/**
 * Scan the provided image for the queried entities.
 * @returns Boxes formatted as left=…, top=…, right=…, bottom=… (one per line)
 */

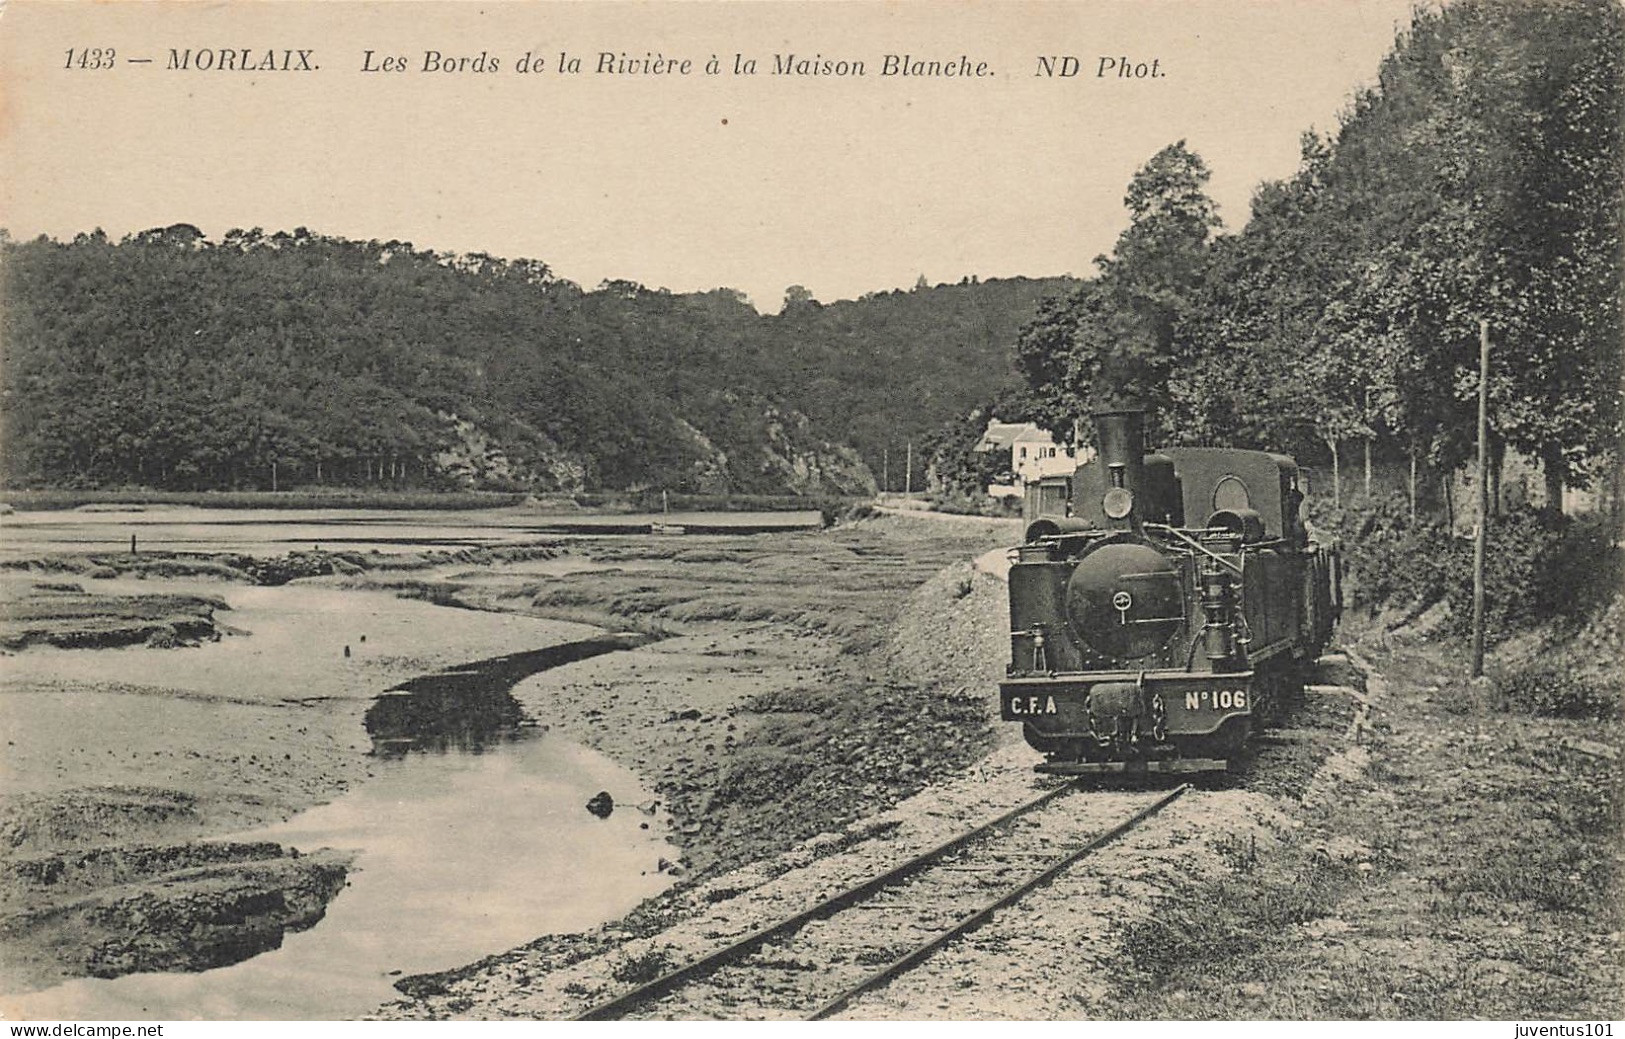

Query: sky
left=0, top=0, right=1423, bottom=310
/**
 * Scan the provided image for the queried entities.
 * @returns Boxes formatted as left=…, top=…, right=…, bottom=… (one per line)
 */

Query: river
left=6, top=733, right=677, bottom=1020
left=0, top=505, right=824, bottom=559
left=0, top=551, right=686, bottom=1019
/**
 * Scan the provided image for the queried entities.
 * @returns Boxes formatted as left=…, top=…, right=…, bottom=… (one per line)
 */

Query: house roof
left=979, top=422, right=1030, bottom=448
left=978, top=420, right=1062, bottom=449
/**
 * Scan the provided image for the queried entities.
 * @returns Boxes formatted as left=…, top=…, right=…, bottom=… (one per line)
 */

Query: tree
left=781, top=284, right=818, bottom=315
left=1162, top=0, right=1621, bottom=521
left=3, top=228, right=1071, bottom=496
left=1311, top=0, right=1624, bottom=512
left=1017, top=141, right=1221, bottom=443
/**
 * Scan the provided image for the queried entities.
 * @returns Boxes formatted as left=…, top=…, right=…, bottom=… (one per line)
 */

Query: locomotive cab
left=1000, top=409, right=1341, bottom=774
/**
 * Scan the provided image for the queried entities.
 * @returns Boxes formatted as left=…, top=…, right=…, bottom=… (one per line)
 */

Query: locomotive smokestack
left=1093, top=407, right=1146, bottom=529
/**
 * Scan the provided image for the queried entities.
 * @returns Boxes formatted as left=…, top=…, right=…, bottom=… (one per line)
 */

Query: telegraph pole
left=1471, top=319, right=1490, bottom=678
left=1364, top=385, right=1376, bottom=498
left=904, top=441, right=913, bottom=495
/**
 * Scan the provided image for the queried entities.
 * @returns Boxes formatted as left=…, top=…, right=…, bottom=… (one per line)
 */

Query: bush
left=1437, top=511, right=1619, bottom=642
left=610, top=947, right=675, bottom=985
left=1492, top=589, right=1624, bottom=720
left=1324, top=494, right=1621, bottom=645
left=1494, top=663, right=1621, bottom=721
left=1319, top=492, right=1454, bottom=613
left=925, top=492, right=1020, bottom=517
left=841, top=502, right=880, bottom=523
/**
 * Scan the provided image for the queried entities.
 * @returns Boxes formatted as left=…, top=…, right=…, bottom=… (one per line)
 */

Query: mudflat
left=0, top=515, right=1018, bottom=1005
left=0, top=567, right=603, bottom=994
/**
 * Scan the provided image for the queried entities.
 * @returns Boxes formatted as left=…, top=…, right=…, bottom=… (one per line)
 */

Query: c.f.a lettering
left=167, top=48, right=317, bottom=72
left=1007, top=695, right=1058, bottom=716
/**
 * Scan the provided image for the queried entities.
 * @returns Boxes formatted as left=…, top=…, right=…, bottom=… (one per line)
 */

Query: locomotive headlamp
left=1102, top=487, right=1134, bottom=520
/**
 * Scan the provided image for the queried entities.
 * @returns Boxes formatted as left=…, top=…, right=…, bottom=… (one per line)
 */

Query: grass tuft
left=1120, top=854, right=1360, bottom=980
left=610, top=946, right=676, bottom=985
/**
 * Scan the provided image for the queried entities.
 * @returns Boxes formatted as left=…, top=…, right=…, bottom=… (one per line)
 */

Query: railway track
left=575, top=781, right=1190, bottom=1020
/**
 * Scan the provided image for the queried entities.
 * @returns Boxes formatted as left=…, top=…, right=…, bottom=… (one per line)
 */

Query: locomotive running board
left=1037, top=758, right=1228, bottom=775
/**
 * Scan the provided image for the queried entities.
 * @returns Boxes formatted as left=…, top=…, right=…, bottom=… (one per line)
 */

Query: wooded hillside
left=0, top=225, right=1071, bottom=495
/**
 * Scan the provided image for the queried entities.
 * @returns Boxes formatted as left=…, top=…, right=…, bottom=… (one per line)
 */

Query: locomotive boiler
left=1001, top=408, right=1341, bottom=773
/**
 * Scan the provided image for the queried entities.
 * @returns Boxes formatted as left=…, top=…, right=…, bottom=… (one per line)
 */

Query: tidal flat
left=0, top=514, right=1018, bottom=1017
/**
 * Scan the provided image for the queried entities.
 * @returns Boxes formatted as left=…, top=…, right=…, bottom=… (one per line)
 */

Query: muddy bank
left=1, top=840, right=350, bottom=991
left=2, top=515, right=1019, bottom=1011
left=435, top=518, right=1019, bottom=879
left=0, top=578, right=226, bottom=650
left=7, top=736, right=679, bottom=1021
left=0, top=544, right=566, bottom=587
left=365, top=635, right=650, bottom=756
left=2, top=550, right=368, bottom=587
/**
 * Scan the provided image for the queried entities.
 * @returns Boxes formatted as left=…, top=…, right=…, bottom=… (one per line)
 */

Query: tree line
left=0, top=221, right=1070, bottom=495
left=976, top=0, right=1620, bottom=517
left=9, top=0, right=1614, bottom=511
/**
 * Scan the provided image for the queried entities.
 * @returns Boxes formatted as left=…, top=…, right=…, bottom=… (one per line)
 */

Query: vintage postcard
left=1, top=0, right=1619, bottom=1026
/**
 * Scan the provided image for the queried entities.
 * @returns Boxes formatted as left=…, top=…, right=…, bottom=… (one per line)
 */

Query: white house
left=977, top=421, right=1083, bottom=497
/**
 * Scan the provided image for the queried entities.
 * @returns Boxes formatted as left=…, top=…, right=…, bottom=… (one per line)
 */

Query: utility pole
left=882, top=446, right=889, bottom=493
left=1471, top=319, right=1491, bottom=678
left=1408, top=443, right=1417, bottom=526
left=1363, top=385, right=1373, bottom=498
left=905, top=441, right=913, bottom=495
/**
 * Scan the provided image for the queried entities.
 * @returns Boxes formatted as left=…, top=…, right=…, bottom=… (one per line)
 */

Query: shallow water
left=366, top=635, right=648, bottom=757
left=5, top=734, right=678, bottom=1020
left=1, top=530, right=684, bottom=1019
left=0, top=506, right=822, bottom=558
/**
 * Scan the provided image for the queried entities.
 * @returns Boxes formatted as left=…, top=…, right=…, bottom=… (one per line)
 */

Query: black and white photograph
left=0, top=0, right=1619, bottom=1025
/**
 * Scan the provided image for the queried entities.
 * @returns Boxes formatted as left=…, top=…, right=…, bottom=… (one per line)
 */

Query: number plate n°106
left=1183, top=687, right=1247, bottom=711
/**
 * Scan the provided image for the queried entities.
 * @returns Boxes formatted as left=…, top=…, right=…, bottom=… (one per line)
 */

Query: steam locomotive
left=1001, top=409, right=1341, bottom=773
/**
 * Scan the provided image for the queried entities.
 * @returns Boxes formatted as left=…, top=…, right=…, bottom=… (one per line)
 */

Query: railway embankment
left=1097, top=606, right=1623, bottom=1021
left=384, top=518, right=1622, bottom=1021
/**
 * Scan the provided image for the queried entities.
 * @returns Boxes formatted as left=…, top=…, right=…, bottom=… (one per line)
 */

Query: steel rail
left=572, top=778, right=1084, bottom=1021
left=805, top=782, right=1190, bottom=1020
